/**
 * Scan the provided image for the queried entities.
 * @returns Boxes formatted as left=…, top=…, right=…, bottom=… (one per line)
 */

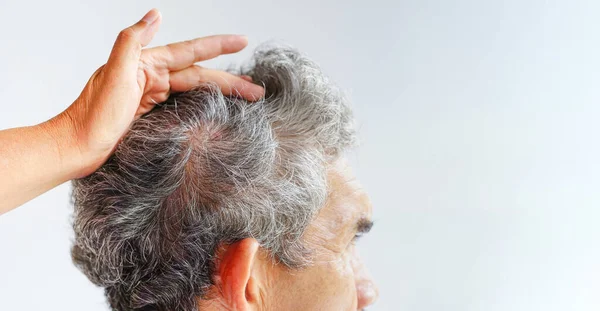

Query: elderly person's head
left=71, top=46, right=378, bottom=311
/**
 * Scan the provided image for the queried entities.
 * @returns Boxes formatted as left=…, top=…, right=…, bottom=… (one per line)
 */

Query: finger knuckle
left=149, top=92, right=169, bottom=104
left=117, top=27, right=136, bottom=42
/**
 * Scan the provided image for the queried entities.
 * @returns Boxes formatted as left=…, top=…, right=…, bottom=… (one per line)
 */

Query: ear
left=217, top=238, right=262, bottom=311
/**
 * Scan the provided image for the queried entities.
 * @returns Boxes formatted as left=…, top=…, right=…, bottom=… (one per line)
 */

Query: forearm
left=0, top=114, right=81, bottom=215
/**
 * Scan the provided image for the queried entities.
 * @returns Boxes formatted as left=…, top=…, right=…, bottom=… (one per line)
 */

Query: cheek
left=276, top=249, right=358, bottom=311
left=309, top=250, right=358, bottom=310
left=318, top=246, right=355, bottom=286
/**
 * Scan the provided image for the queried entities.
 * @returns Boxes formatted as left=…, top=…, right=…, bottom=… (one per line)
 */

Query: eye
left=349, top=218, right=373, bottom=247
left=349, top=233, right=363, bottom=247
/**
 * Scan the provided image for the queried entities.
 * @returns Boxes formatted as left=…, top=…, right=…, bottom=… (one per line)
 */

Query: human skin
left=200, top=159, right=379, bottom=310
left=0, top=9, right=264, bottom=215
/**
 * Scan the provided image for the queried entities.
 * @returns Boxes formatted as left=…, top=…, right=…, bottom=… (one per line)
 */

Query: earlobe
left=217, top=238, right=261, bottom=310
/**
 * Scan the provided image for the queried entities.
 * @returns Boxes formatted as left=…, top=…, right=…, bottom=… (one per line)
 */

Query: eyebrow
left=355, top=217, right=374, bottom=234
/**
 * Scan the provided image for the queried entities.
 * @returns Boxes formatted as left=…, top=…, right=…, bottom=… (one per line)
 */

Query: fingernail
left=250, top=85, right=265, bottom=100
left=141, top=9, right=160, bottom=24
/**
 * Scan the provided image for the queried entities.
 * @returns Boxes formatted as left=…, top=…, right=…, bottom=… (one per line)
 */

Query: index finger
left=147, top=35, right=249, bottom=71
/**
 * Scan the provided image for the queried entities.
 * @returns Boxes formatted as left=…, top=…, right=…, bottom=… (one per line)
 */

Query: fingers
left=147, top=35, right=249, bottom=71
left=106, top=9, right=162, bottom=74
left=169, top=66, right=265, bottom=101
left=239, top=75, right=253, bottom=82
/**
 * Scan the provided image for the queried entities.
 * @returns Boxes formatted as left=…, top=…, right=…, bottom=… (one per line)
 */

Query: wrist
left=38, top=110, right=90, bottom=181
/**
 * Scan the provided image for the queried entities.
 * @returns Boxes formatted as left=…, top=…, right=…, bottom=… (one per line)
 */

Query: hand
left=55, top=9, right=264, bottom=177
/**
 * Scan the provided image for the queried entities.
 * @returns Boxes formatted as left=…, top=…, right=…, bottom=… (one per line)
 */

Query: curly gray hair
left=71, top=45, right=356, bottom=311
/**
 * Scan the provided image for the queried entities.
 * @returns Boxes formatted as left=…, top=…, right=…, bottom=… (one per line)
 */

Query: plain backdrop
left=1, top=0, right=599, bottom=310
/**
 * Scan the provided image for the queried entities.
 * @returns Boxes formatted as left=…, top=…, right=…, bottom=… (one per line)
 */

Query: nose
left=356, top=276, right=379, bottom=309
left=352, top=248, right=379, bottom=309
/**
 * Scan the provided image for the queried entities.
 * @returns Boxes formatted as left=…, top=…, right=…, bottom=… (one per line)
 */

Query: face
left=266, top=158, right=379, bottom=310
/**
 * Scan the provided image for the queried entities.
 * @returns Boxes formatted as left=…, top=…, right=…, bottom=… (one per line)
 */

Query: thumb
left=106, top=9, right=162, bottom=73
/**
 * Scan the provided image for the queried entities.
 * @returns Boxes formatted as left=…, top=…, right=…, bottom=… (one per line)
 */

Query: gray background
left=0, top=0, right=599, bottom=310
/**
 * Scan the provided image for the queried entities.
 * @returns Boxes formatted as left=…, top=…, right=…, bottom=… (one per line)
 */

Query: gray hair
left=71, top=45, right=356, bottom=311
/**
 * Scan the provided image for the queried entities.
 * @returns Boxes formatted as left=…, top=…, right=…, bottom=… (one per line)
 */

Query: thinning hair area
left=71, top=45, right=357, bottom=311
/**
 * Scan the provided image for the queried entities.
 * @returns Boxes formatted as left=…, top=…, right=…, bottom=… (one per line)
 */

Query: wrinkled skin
left=270, top=158, right=379, bottom=310
left=203, top=158, right=379, bottom=311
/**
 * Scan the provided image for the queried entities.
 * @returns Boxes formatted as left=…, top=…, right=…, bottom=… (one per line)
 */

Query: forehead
left=304, top=159, right=372, bottom=245
left=327, top=159, right=372, bottom=220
